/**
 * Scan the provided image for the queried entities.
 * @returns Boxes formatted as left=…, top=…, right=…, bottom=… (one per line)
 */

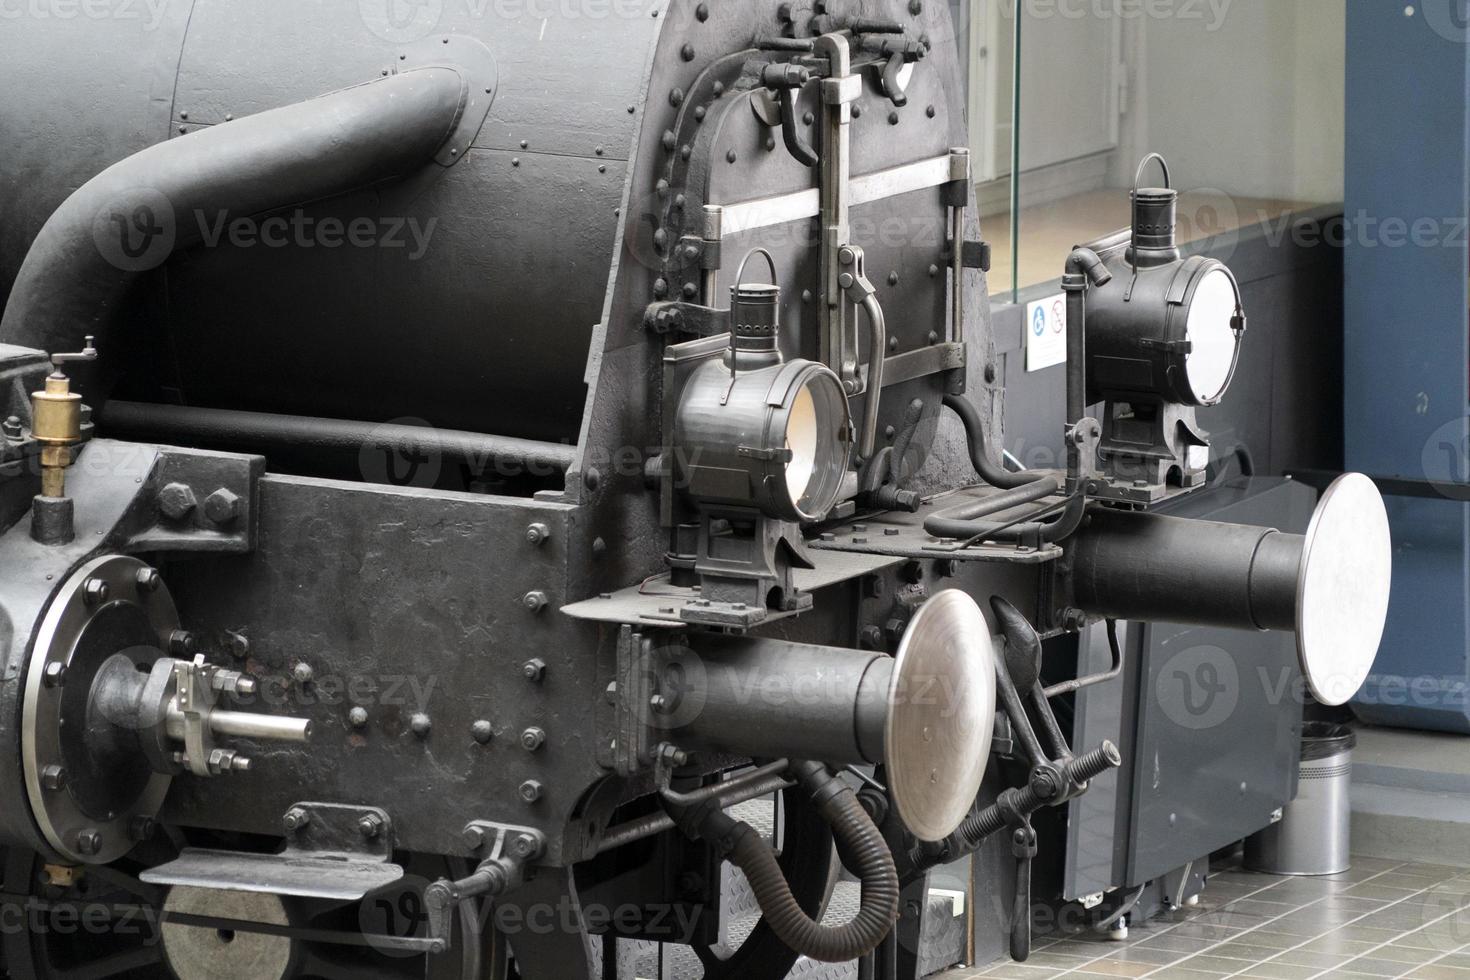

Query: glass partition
left=967, top=0, right=1346, bottom=301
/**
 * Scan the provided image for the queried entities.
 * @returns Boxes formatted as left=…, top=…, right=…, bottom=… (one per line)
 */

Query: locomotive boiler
left=0, top=1, right=1391, bottom=978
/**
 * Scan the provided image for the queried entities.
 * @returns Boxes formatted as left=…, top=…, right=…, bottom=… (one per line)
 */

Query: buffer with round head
left=1069, top=473, right=1394, bottom=707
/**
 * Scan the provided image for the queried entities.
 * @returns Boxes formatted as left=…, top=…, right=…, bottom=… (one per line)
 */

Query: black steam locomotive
left=0, top=1, right=1389, bottom=977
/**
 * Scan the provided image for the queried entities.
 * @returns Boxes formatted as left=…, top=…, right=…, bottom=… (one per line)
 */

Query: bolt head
left=129, top=815, right=156, bottom=841
left=462, top=826, right=486, bottom=849
left=520, top=727, right=546, bottom=751
left=348, top=706, right=369, bottom=728
left=471, top=720, right=493, bottom=744
left=410, top=713, right=432, bottom=737
left=40, top=765, right=67, bottom=790
left=519, top=780, right=544, bottom=803
left=1, top=416, right=21, bottom=439
left=224, top=630, right=249, bottom=658
left=293, top=662, right=314, bottom=685
left=203, top=488, right=242, bottom=525
left=43, top=662, right=66, bottom=688
left=135, top=567, right=162, bottom=593
left=168, top=630, right=196, bottom=656
left=83, top=577, right=110, bottom=606
left=282, top=807, right=310, bottom=832
left=358, top=814, right=384, bottom=839
left=75, top=829, right=102, bottom=856
left=522, top=658, right=546, bottom=682
left=522, top=591, right=549, bottom=612
left=510, top=835, right=539, bottom=859
left=525, top=522, right=550, bottom=545
left=157, top=482, right=198, bottom=522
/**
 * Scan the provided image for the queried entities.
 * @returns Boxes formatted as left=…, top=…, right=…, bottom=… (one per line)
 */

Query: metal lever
left=859, top=38, right=926, bottom=107
left=838, top=245, right=885, bottom=459
left=424, top=824, right=545, bottom=952
left=761, top=63, right=818, bottom=168
left=50, top=334, right=99, bottom=371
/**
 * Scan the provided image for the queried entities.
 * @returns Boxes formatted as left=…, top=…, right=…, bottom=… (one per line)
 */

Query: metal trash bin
left=1244, top=723, right=1356, bottom=876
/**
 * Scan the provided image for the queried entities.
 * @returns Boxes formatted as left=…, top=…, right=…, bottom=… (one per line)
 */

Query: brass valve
left=31, top=336, right=97, bottom=499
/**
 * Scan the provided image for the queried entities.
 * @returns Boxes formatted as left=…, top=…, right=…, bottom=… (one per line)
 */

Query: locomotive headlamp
left=1067, top=155, right=1248, bottom=497
left=1082, top=158, right=1247, bottom=409
left=673, top=250, right=853, bottom=522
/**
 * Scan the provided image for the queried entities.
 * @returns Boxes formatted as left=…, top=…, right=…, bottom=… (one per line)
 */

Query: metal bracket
left=283, top=802, right=395, bottom=863
left=1065, top=417, right=1103, bottom=496
left=140, top=803, right=401, bottom=902
left=170, top=654, right=260, bottom=777
left=961, top=240, right=992, bottom=272
left=643, top=301, right=730, bottom=337
left=424, top=822, right=546, bottom=952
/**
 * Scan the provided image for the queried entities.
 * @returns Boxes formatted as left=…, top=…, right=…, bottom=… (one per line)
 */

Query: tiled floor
left=942, top=857, right=1470, bottom=979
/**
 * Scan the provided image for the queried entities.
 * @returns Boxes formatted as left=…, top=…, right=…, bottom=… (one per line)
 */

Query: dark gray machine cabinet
left=1063, top=477, right=1316, bottom=900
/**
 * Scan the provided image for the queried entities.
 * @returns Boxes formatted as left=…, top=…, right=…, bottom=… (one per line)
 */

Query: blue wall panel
left=1345, top=0, right=1470, bottom=730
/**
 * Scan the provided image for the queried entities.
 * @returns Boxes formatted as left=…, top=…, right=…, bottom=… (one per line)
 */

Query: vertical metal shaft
left=815, top=34, right=855, bottom=388
left=701, top=204, right=723, bottom=306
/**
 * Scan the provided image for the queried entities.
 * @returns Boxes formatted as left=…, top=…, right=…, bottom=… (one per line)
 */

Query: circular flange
left=884, top=589, right=997, bottom=842
left=162, top=886, right=295, bottom=980
left=22, top=554, right=177, bottom=864
left=1296, top=473, right=1393, bottom=706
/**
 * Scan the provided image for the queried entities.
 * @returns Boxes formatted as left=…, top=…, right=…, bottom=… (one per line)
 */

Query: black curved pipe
left=1, top=68, right=467, bottom=363
left=98, top=401, right=575, bottom=478
left=942, top=394, right=1037, bottom=490
left=925, top=490, right=1087, bottom=545
left=922, top=477, right=1061, bottom=541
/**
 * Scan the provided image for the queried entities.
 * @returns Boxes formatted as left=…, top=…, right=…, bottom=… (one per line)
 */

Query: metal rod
left=99, top=401, right=575, bottom=478
left=596, top=768, right=795, bottom=855
left=950, top=205, right=965, bottom=343
left=168, top=707, right=313, bottom=743
left=1043, top=618, right=1124, bottom=699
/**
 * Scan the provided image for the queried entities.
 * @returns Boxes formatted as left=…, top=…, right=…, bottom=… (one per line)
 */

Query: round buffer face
left=1296, top=472, right=1393, bottom=706
left=885, top=590, right=997, bottom=842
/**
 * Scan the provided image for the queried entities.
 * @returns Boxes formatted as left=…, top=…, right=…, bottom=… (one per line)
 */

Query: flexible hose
left=704, top=761, right=899, bottom=962
left=943, top=394, right=1039, bottom=490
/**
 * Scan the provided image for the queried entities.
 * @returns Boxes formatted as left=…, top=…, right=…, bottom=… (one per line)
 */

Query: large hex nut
left=203, top=488, right=242, bottom=525
left=157, top=483, right=198, bottom=521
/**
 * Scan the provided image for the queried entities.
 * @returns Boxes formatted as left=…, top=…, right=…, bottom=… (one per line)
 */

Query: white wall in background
left=1112, top=0, right=1345, bottom=203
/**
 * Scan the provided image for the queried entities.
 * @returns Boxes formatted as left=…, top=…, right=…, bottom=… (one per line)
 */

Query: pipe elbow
left=1065, top=246, right=1111, bottom=287
left=0, top=67, right=469, bottom=374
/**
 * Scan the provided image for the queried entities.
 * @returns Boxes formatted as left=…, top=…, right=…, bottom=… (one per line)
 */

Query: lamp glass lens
left=785, top=382, right=819, bottom=508
left=1184, top=268, right=1239, bottom=402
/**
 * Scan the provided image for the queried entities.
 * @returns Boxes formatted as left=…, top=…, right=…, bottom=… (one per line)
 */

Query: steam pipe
left=99, top=401, right=575, bottom=478
left=1, top=68, right=468, bottom=368
left=922, top=477, right=1061, bottom=541
left=942, top=394, right=1039, bottom=491
left=1062, top=247, right=1111, bottom=430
